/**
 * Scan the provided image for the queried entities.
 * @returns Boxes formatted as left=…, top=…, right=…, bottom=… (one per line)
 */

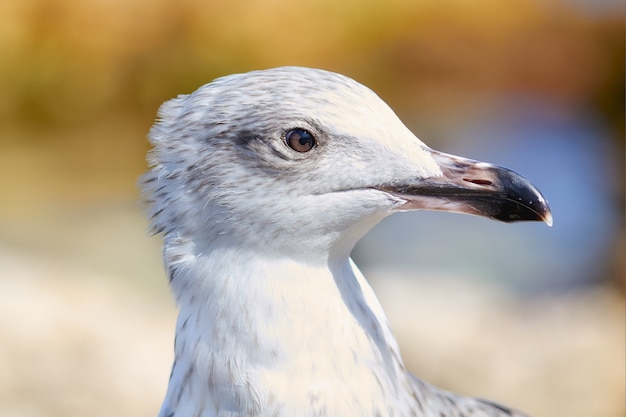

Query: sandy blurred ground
left=373, top=273, right=625, bottom=417
left=0, top=205, right=623, bottom=417
left=0, top=246, right=174, bottom=417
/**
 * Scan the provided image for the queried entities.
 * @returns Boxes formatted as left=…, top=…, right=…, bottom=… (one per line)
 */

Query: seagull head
left=144, top=66, right=551, bottom=264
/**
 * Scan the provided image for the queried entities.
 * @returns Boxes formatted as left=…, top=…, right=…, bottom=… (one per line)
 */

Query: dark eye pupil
left=286, top=129, right=315, bottom=152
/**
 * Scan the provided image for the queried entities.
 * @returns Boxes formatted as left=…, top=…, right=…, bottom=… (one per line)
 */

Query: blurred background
left=0, top=0, right=623, bottom=416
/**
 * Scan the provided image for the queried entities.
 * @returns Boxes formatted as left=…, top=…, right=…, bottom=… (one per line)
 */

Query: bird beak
left=381, top=149, right=553, bottom=226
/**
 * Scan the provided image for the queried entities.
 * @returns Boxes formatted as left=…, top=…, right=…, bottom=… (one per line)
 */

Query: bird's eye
left=285, top=129, right=315, bottom=153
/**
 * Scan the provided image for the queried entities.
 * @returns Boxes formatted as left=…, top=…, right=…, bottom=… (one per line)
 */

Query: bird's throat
left=159, top=246, right=410, bottom=416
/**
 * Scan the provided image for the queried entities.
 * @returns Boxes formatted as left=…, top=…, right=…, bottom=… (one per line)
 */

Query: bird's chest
left=181, top=340, right=411, bottom=417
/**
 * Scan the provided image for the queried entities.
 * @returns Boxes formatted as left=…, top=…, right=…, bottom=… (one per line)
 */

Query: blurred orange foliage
left=0, top=0, right=622, bottom=131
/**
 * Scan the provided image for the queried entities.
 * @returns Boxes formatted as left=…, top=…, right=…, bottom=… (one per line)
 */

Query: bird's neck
left=159, top=240, right=412, bottom=417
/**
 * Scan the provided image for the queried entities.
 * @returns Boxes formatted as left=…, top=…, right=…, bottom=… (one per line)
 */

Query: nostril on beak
left=463, top=178, right=493, bottom=186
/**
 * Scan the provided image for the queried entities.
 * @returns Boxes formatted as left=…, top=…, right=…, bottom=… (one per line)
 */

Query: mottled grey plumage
left=142, top=67, right=550, bottom=417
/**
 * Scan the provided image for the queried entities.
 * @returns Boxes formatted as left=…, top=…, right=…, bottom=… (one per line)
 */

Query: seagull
left=142, top=66, right=552, bottom=417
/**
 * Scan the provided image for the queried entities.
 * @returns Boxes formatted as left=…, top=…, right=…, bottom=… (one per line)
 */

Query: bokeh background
left=0, top=0, right=623, bottom=416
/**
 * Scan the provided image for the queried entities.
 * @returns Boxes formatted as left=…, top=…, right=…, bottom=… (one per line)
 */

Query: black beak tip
left=494, top=170, right=553, bottom=226
left=493, top=198, right=553, bottom=226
